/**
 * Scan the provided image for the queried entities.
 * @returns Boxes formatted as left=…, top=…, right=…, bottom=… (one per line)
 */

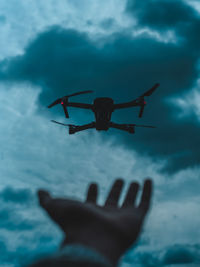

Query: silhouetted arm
left=30, top=179, right=152, bottom=266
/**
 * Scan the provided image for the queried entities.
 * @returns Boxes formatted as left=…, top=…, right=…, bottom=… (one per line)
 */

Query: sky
left=0, top=0, right=200, bottom=266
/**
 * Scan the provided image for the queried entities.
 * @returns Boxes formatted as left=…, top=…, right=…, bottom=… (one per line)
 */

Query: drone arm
left=76, top=122, right=95, bottom=130
left=113, top=83, right=159, bottom=110
left=113, top=100, right=139, bottom=110
left=109, top=122, right=135, bottom=133
left=69, top=122, right=96, bottom=134
left=67, top=102, right=93, bottom=109
left=141, top=83, right=159, bottom=97
left=62, top=104, right=69, bottom=118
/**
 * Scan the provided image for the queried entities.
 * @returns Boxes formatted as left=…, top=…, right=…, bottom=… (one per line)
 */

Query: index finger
left=105, top=179, right=124, bottom=207
left=138, top=179, right=153, bottom=214
left=86, top=183, right=98, bottom=204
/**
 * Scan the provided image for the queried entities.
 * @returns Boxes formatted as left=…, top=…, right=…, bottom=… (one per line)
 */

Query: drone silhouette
left=48, top=83, right=159, bottom=134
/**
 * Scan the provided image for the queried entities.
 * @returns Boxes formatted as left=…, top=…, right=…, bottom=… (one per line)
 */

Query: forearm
left=27, top=244, right=112, bottom=267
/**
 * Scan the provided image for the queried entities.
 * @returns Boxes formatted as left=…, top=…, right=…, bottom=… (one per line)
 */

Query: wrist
left=28, top=244, right=112, bottom=267
left=61, top=233, right=123, bottom=266
left=60, top=244, right=113, bottom=267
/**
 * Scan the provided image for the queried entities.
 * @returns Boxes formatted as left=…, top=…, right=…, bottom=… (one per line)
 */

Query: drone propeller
left=138, top=83, right=159, bottom=118
left=51, top=120, right=75, bottom=127
left=128, top=124, right=156, bottom=128
left=47, top=90, right=93, bottom=118
left=141, top=83, right=160, bottom=97
left=66, top=90, right=93, bottom=98
left=48, top=98, right=62, bottom=108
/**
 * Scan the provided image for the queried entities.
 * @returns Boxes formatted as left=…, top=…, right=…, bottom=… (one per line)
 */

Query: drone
left=48, top=83, right=159, bottom=134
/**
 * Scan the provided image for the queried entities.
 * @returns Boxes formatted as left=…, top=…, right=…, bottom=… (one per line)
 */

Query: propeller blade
left=134, top=124, right=156, bottom=128
left=139, top=104, right=145, bottom=118
left=128, top=123, right=156, bottom=128
left=51, top=120, right=74, bottom=127
left=141, top=83, right=159, bottom=97
left=48, top=90, right=92, bottom=108
left=64, top=90, right=93, bottom=98
left=47, top=98, right=62, bottom=108
left=62, top=104, right=69, bottom=118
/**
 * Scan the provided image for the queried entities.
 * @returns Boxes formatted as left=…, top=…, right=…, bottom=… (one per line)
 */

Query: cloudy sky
left=0, top=0, right=200, bottom=266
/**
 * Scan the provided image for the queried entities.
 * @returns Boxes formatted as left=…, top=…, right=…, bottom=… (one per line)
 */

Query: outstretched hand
left=38, top=179, right=152, bottom=266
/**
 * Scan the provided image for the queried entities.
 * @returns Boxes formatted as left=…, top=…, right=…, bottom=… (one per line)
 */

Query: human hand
left=38, top=179, right=152, bottom=266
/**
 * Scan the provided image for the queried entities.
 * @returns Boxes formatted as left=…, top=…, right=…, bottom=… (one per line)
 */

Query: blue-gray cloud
left=0, top=208, right=35, bottom=231
left=0, top=187, right=35, bottom=231
left=0, top=185, right=61, bottom=266
left=0, top=15, right=6, bottom=24
left=0, top=235, right=58, bottom=267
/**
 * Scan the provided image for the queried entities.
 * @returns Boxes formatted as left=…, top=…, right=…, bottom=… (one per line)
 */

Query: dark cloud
left=123, top=244, right=200, bottom=266
left=126, top=0, right=197, bottom=31
left=0, top=186, right=33, bottom=204
left=0, top=24, right=200, bottom=172
left=162, top=244, right=198, bottom=265
left=126, top=0, right=200, bottom=55
left=132, top=252, right=160, bottom=266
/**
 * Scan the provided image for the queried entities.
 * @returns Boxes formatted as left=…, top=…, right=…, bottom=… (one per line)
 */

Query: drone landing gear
left=109, top=122, right=135, bottom=134
left=69, top=122, right=96, bottom=134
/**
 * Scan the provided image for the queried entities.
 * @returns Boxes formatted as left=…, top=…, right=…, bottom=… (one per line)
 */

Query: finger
left=38, top=190, right=70, bottom=228
left=37, top=189, right=52, bottom=209
left=122, top=182, right=139, bottom=207
left=138, top=179, right=152, bottom=214
left=105, top=179, right=124, bottom=207
left=86, top=183, right=98, bottom=204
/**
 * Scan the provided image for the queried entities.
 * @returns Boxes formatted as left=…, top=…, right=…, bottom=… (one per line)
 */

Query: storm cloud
left=0, top=20, right=200, bottom=172
left=126, top=0, right=198, bottom=31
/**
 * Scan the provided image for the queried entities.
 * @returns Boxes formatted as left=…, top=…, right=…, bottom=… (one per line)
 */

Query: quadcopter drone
left=48, top=83, right=159, bottom=134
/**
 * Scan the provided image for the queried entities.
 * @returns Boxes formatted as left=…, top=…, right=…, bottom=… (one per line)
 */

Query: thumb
left=37, top=189, right=52, bottom=209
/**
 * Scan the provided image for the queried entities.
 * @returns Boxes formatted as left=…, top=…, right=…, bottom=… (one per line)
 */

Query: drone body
left=93, top=97, right=114, bottom=130
left=48, top=83, right=159, bottom=134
